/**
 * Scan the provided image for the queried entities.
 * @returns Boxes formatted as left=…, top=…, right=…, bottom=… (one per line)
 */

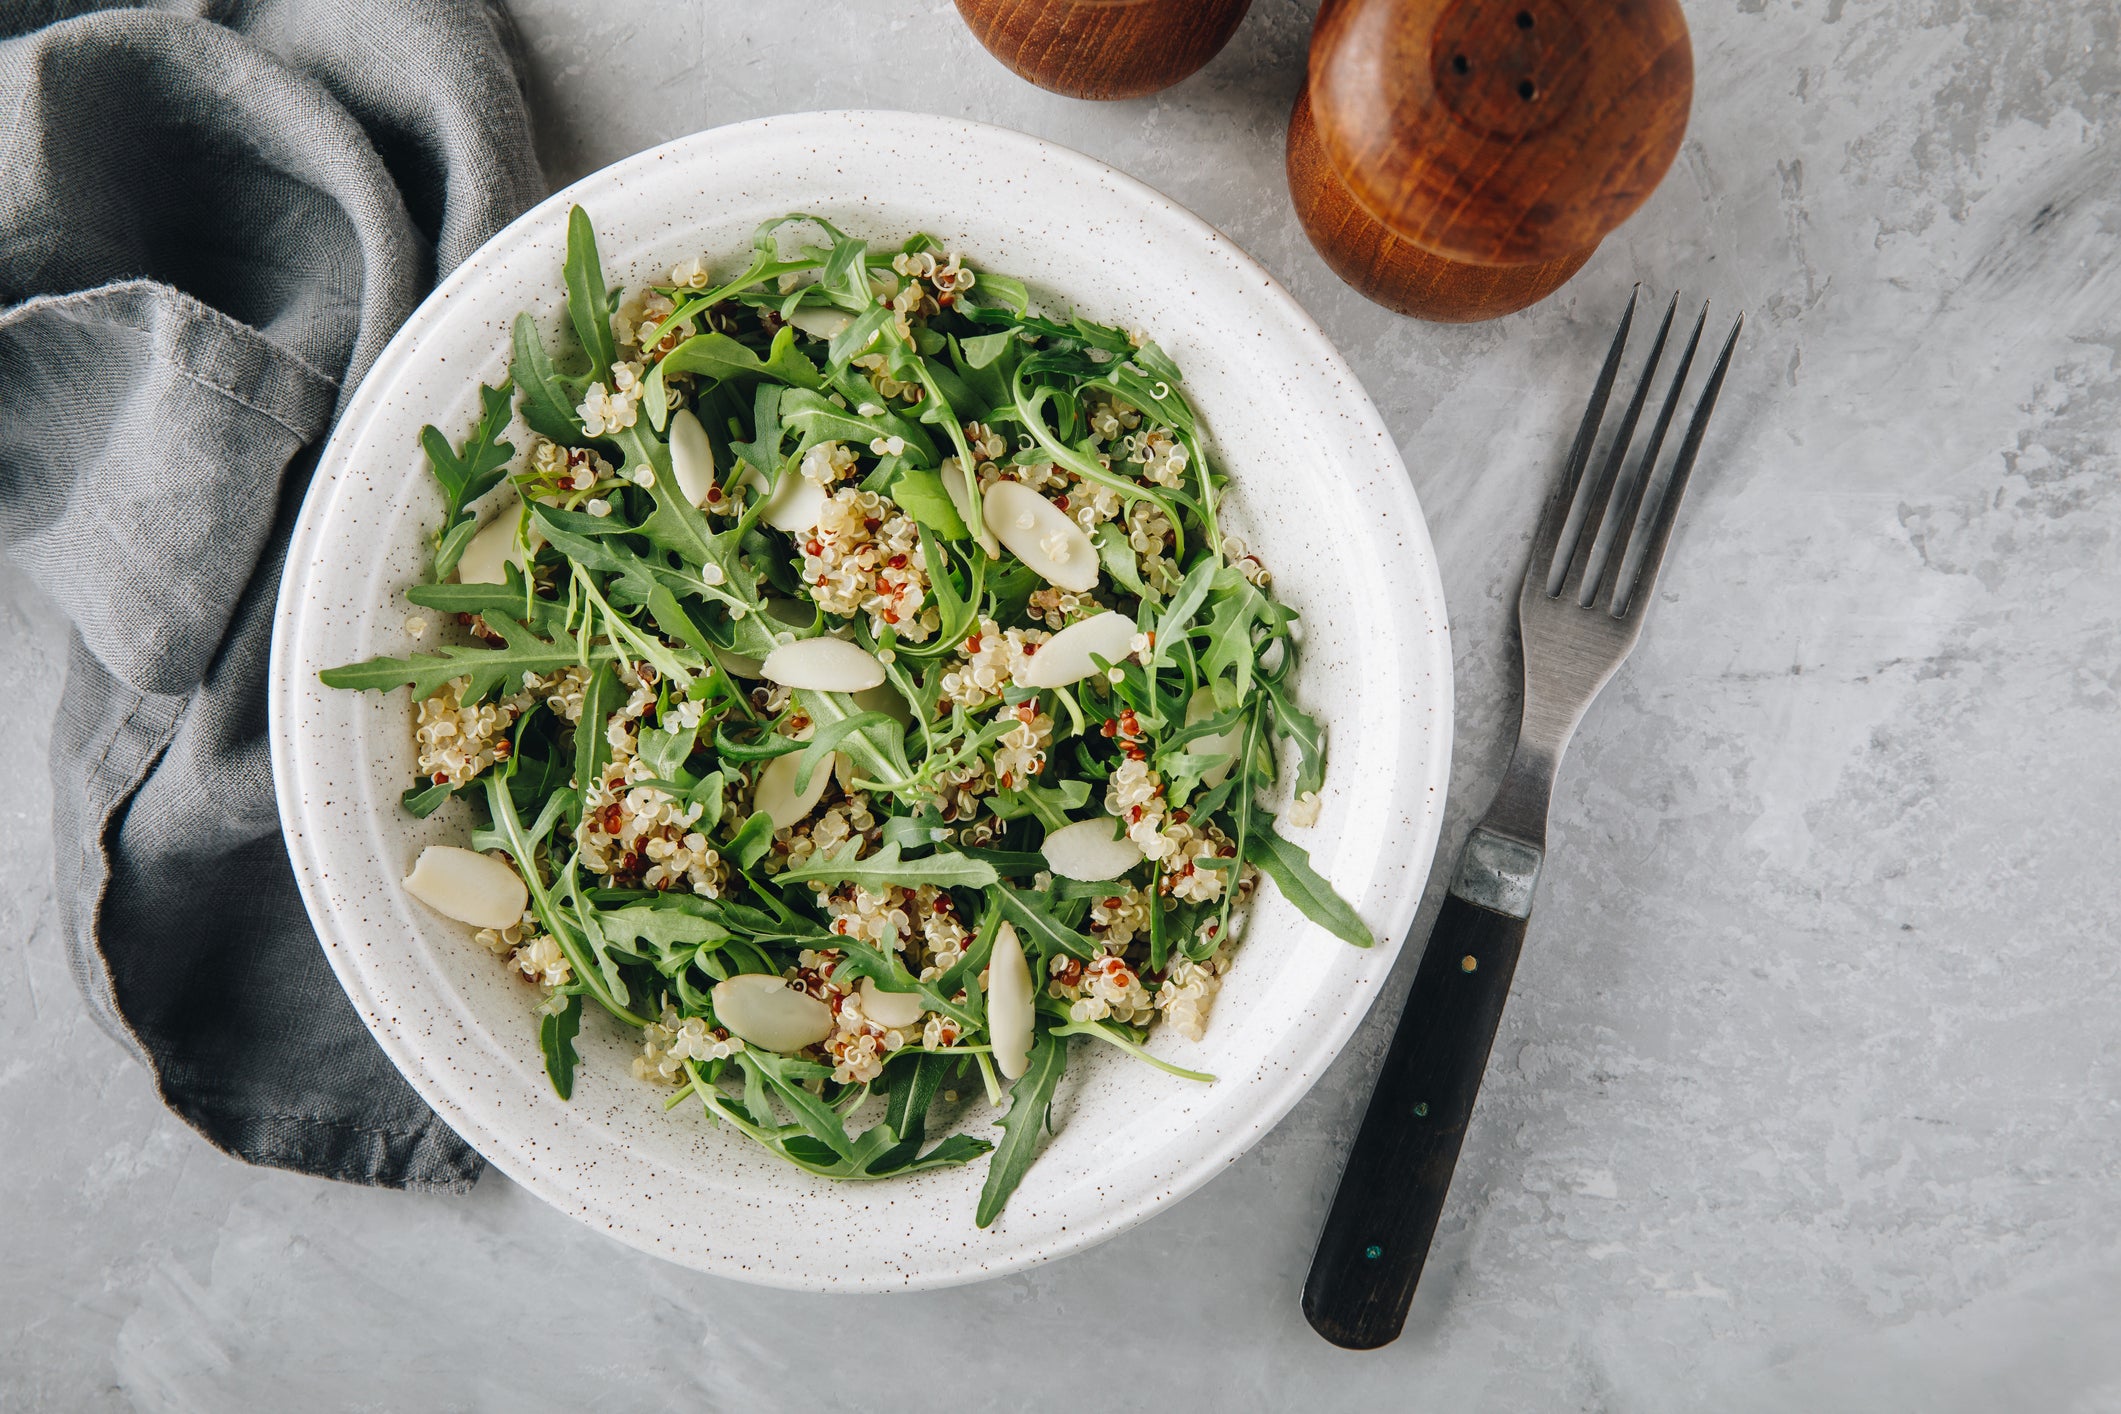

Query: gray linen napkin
left=0, top=0, right=545, bottom=1189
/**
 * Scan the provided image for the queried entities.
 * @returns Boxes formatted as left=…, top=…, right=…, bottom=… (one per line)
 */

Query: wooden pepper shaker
left=956, top=0, right=1252, bottom=100
left=1287, top=0, right=1692, bottom=321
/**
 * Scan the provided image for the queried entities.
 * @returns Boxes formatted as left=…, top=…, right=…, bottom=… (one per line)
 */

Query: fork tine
left=1534, top=288, right=1638, bottom=595
left=1565, top=292, right=1679, bottom=606
left=1609, top=313, right=1743, bottom=618
left=1588, top=298, right=1706, bottom=611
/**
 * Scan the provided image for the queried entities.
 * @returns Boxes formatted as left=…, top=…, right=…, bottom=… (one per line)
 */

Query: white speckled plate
left=268, top=111, right=1451, bottom=1291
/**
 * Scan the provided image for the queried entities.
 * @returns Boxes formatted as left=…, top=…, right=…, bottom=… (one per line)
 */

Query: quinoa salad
left=323, top=209, right=1371, bottom=1225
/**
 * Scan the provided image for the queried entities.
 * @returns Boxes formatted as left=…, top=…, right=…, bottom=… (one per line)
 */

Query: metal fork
left=1302, top=292, right=1743, bottom=1350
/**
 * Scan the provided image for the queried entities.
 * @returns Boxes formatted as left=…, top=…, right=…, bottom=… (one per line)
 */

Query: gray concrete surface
left=5, top=1, right=2120, bottom=1409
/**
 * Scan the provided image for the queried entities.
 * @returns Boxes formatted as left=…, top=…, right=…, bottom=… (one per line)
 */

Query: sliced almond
left=859, top=978, right=927, bottom=1030
left=941, top=459, right=1000, bottom=557
left=760, top=637, right=886, bottom=692
left=403, top=845, right=526, bottom=930
left=1041, top=817, right=1144, bottom=882
left=753, top=749, right=837, bottom=830
left=759, top=468, right=827, bottom=533
left=1018, top=611, right=1136, bottom=689
left=668, top=408, right=717, bottom=507
left=988, top=921, right=1035, bottom=1081
left=785, top=305, right=854, bottom=341
left=1186, top=687, right=1244, bottom=789
left=985, top=479, right=1098, bottom=591
left=456, top=511, right=540, bottom=586
left=712, top=974, right=833, bottom=1053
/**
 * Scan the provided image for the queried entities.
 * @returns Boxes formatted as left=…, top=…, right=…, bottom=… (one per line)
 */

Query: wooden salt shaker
left=956, top=0, right=1252, bottom=100
left=1288, top=0, right=1693, bottom=321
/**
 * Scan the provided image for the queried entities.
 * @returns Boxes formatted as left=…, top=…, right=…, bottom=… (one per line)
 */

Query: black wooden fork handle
left=1302, top=827, right=1540, bottom=1350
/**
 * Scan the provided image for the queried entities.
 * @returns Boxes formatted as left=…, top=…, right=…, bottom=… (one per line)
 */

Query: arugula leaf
left=539, top=993, right=583, bottom=1098
left=898, top=1134, right=994, bottom=1170
left=683, top=1060, right=991, bottom=1182
left=794, top=687, right=915, bottom=793
left=573, top=662, right=621, bottom=811
left=957, top=846, right=1052, bottom=878
left=881, top=812, right=953, bottom=853
left=1199, top=568, right=1294, bottom=695
left=602, top=891, right=825, bottom=949
left=728, top=383, right=787, bottom=489
left=777, top=842, right=999, bottom=892
left=636, top=717, right=699, bottom=782
left=565, top=205, right=617, bottom=381
left=434, top=517, right=480, bottom=580
left=976, top=1032, right=1065, bottom=1228
left=1092, top=357, right=1197, bottom=439
left=1262, top=672, right=1326, bottom=797
left=603, top=430, right=776, bottom=659
left=828, top=304, right=892, bottom=367
left=1246, top=824, right=1374, bottom=947
left=986, top=779, right=1090, bottom=827
left=888, top=530, right=980, bottom=661
left=1093, top=523, right=1151, bottom=598
left=595, top=903, right=729, bottom=963
left=686, top=767, right=727, bottom=836
left=712, top=723, right=805, bottom=763
left=959, top=329, right=1017, bottom=369
left=320, top=612, right=613, bottom=703
left=882, top=1051, right=952, bottom=1144
left=792, top=710, right=898, bottom=792
left=949, top=330, right=1022, bottom=418
left=511, top=312, right=586, bottom=444
left=480, top=776, right=643, bottom=1026
left=676, top=326, right=821, bottom=387
left=739, top=1050, right=856, bottom=1162
left=920, top=358, right=984, bottom=423
left=1047, top=1012, right=1215, bottom=1083
left=505, top=730, right=573, bottom=817
left=529, top=503, right=695, bottom=607
left=643, top=327, right=821, bottom=430
left=403, top=574, right=569, bottom=638
left=969, top=270, right=1030, bottom=316
left=810, top=931, right=979, bottom=1030
left=779, top=387, right=936, bottom=464
left=421, top=379, right=516, bottom=582
left=562, top=859, right=631, bottom=1004
left=819, top=232, right=872, bottom=310
left=400, top=778, right=456, bottom=818
left=728, top=810, right=776, bottom=871
left=1151, top=558, right=1218, bottom=677
left=886, top=466, right=969, bottom=538
left=645, top=583, right=716, bottom=660
left=994, top=885, right=1098, bottom=962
